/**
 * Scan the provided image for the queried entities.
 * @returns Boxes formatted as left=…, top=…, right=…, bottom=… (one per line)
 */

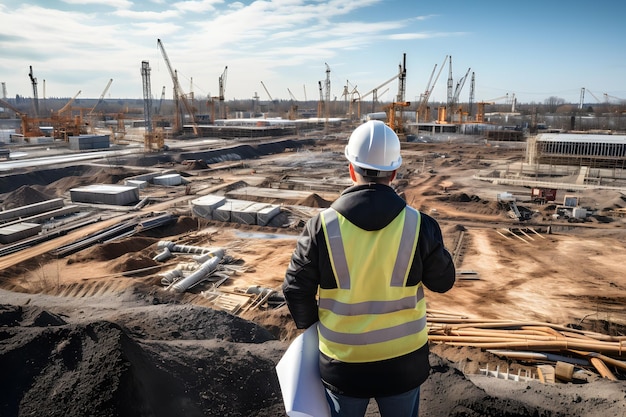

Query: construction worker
left=282, top=120, right=455, bottom=417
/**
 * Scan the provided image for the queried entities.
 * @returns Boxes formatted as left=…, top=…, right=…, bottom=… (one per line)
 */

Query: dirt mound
left=295, top=193, right=332, bottom=208
left=67, top=237, right=158, bottom=264
left=109, top=252, right=160, bottom=276
left=0, top=303, right=285, bottom=417
left=3, top=299, right=624, bottom=417
left=0, top=185, right=54, bottom=209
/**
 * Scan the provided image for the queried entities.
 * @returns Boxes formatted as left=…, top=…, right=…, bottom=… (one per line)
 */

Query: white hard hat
left=345, top=120, right=402, bottom=172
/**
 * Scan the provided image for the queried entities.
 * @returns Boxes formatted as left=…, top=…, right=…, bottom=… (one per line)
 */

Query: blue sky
left=1, top=0, right=625, bottom=106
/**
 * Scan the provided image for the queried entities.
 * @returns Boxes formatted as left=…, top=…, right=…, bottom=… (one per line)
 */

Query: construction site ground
left=1, top=133, right=626, bottom=416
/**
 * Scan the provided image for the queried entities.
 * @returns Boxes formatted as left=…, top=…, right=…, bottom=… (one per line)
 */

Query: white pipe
left=171, top=255, right=222, bottom=293
left=193, top=249, right=224, bottom=263
left=153, top=247, right=171, bottom=262
left=157, top=240, right=222, bottom=256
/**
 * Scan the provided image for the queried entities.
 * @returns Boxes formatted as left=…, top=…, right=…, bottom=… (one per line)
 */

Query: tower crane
left=475, top=94, right=514, bottom=122
left=604, top=93, right=625, bottom=103
left=317, top=81, right=324, bottom=119
left=260, top=81, right=276, bottom=115
left=396, top=53, right=407, bottom=103
left=324, top=63, right=331, bottom=119
left=416, top=55, right=448, bottom=123
left=468, top=72, right=475, bottom=117
left=218, top=66, right=227, bottom=119
left=579, top=87, right=603, bottom=110
left=28, top=66, right=39, bottom=117
left=89, top=78, right=113, bottom=116
left=446, top=56, right=453, bottom=110
left=141, top=62, right=153, bottom=134
left=141, top=61, right=164, bottom=151
left=287, top=88, right=298, bottom=120
left=156, top=38, right=198, bottom=136
left=157, top=86, right=166, bottom=115
left=449, top=66, right=471, bottom=121
left=260, top=81, right=274, bottom=103
left=56, top=90, right=81, bottom=115
left=356, top=54, right=405, bottom=116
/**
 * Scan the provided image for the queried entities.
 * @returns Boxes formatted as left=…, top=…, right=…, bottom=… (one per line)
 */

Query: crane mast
left=157, top=86, right=166, bottom=115
left=156, top=38, right=198, bottom=135
left=324, top=63, right=331, bottom=120
left=89, top=78, right=113, bottom=115
left=449, top=66, right=471, bottom=122
left=396, top=53, right=407, bottom=102
left=141, top=61, right=153, bottom=134
left=218, top=66, right=228, bottom=118
left=28, top=66, right=39, bottom=117
left=357, top=55, right=406, bottom=115
left=446, top=56, right=453, bottom=110
left=468, top=72, right=475, bottom=117
left=417, top=55, right=447, bottom=123
left=317, top=81, right=324, bottom=119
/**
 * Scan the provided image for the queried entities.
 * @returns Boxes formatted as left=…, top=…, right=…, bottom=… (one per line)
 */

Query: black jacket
left=283, top=182, right=455, bottom=397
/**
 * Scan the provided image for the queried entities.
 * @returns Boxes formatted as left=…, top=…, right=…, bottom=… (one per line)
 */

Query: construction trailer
left=531, top=188, right=557, bottom=203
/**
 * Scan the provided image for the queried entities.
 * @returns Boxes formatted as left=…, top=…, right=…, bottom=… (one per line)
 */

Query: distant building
left=526, top=133, right=626, bottom=169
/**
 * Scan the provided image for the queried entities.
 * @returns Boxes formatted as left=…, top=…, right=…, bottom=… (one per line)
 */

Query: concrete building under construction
left=526, top=133, right=626, bottom=169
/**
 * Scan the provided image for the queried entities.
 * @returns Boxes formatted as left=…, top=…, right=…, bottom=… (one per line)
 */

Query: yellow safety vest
left=318, top=206, right=427, bottom=363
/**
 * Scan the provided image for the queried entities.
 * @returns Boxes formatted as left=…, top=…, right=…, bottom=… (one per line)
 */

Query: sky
left=1, top=0, right=625, bottom=106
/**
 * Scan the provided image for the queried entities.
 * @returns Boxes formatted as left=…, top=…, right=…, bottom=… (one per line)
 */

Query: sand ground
left=1, top=136, right=626, bottom=416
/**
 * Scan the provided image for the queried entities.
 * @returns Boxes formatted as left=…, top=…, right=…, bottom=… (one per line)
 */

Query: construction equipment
left=218, top=66, right=228, bottom=119
left=356, top=54, right=406, bottom=116
left=396, top=53, right=407, bottom=103
left=323, top=63, right=331, bottom=120
left=449, top=67, right=471, bottom=122
left=287, top=88, right=298, bottom=120
left=316, top=81, right=324, bottom=119
left=579, top=87, right=602, bottom=110
left=28, top=66, right=39, bottom=117
left=475, top=94, right=516, bottom=122
left=89, top=78, right=113, bottom=115
left=604, top=93, right=625, bottom=104
left=260, top=81, right=276, bottom=115
left=156, top=38, right=198, bottom=136
left=384, top=101, right=411, bottom=134
left=141, top=61, right=153, bottom=134
left=157, top=86, right=166, bottom=115
left=260, top=81, right=273, bottom=102
left=468, top=72, right=475, bottom=117
left=85, top=79, right=113, bottom=133
left=416, top=55, right=448, bottom=123
left=141, top=61, right=164, bottom=151
left=288, top=88, right=297, bottom=101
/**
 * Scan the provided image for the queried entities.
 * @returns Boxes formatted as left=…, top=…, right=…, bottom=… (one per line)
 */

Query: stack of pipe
left=427, top=311, right=626, bottom=381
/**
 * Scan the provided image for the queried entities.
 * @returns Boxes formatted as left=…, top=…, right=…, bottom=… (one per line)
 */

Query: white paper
left=276, top=323, right=331, bottom=417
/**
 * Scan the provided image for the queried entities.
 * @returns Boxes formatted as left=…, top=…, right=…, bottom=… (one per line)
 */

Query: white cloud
left=61, top=0, right=133, bottom=8
left=173, top=0, right=224, bottom=13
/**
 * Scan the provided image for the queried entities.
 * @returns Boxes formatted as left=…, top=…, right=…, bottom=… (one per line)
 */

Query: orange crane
left=384, top=101, right=410, bottom=134
left=416, top=55, right=448, bottom=123
left=475, top=94, right=514, bottom=122
left=156, top=38, right=198, bottom=136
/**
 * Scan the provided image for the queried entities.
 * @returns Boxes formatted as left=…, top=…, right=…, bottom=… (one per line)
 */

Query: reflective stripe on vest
left=322, top=207, right=420, bottom=289
left=318, top=206, right=427, bottom=363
